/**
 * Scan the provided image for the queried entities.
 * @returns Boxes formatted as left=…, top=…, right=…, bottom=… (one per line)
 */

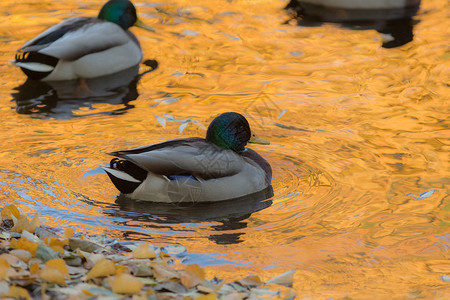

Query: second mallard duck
left=102, top=112, right=272, bottom=203
left=14, top=0, right=154, bottom=81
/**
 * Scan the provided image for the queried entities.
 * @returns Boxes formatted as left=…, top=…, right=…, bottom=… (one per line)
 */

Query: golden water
left=0, top=0, right=449, bottom=298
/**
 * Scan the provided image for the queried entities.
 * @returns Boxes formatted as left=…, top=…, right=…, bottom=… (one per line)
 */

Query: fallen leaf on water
left=111, top=273, right=144, bottom=294
left=86, top=259, right=116, bottom=279
left=266, top=269, right=296, bottom=287
left=179, top=264, right=205, bottom=289
left=132, top=243, right=156, bottom=259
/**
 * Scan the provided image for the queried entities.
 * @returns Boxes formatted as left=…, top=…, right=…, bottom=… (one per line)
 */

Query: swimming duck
left=14, top=0, right=154, bottom=81
left=102, top=112, right=272, bottom=203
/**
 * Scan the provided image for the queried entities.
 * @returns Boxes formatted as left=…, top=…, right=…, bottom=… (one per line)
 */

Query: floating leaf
left=266, top=270, right=296, bottom=287
left=180, top=264, right=205, bottom=289
left=86, top=259, right=116, bottom=279
left=111, top=273, right=144, bottom=294
left=132, top=243, right=156, bottom=259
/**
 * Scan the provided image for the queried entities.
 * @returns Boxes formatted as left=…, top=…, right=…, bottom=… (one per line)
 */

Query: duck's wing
left=17, top=17, right=132, bottom=61
left=109, top=138, right=244, bottom=179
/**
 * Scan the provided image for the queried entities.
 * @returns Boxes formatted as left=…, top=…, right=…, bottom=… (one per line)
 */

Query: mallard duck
left=101, top=112, right=272, bottom=203
left=14, top=0, right=154, bottom=81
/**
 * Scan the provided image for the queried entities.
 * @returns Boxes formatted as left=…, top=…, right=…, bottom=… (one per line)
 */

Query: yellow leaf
left=111, top=273, right=144, bottom=294
left=40, top=267, right=66, bottom=286
left=30, top=262, right=40, bottom=275
left=180, top=264, right=205, bottom=289
left=45, top=259, right=69, bottom=278
left=0, top=265, right=8, bottom=280
left=238, top=275, right=261, bottom=287
left=1, top=205, right=21, bottom=219
left=10, top=237, right=39, bottom=256
left=8, top=286, right=30, bottom=300
left=64, top=228, right=75, bottom=238
left=86, top=259, right=116, bottom=279
left=45, top=237, right=67, bottom=254
left=132, top=243, right=156, bottom=259
left=0, top=258, right=10, bottom=268
left=194, top=293, right=217, bottom=300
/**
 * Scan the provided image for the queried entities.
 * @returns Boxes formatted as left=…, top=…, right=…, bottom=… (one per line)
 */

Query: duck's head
left=206, top=112, right=270, bottom=152
left=98, top=0, right=154, bottom=31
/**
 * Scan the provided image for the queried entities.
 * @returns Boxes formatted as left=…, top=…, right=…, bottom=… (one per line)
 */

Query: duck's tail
left=101, top=158, right=148, bottom=194
left=14, top=52, right=58, bottom=80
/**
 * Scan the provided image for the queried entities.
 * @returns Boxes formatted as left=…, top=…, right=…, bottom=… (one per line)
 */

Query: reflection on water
left=285, top=0, right=421, bottom=48
left=12, top=60, right=158, bottom=119
left=110, top=186, right=274, bottom=244
left=0, top=0, right=449, bottom=297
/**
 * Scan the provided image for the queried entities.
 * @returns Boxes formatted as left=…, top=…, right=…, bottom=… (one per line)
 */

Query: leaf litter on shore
left=0, top=205, right=297, bottom=299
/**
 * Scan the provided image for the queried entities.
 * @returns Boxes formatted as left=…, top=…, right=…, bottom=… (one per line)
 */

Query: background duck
left=14, top=0, right=154, bottom=81
left=102, top=112, right=273, bottom=203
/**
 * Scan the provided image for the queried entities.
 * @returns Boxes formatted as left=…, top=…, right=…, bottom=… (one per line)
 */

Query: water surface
left=0, top=0, right=449, bottom=298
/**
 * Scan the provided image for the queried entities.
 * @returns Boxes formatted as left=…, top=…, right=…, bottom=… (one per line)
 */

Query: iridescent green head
left=206, top=112, right=269, bottom=152
left=98, top=0, right=154, bottom=31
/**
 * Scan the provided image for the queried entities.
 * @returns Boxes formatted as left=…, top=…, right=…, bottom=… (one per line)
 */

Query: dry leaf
left=86, top=259, right=116, bottom=279
left=45, top=258, right=69, bottom=277
left=180, top=264, right=205, bottom=289
left=238, top=275, right=261, bottom=287
left=132, top=243, right=156, bottom=259
left=10, top=249, right=32, bottom=263
left=69, top=238, right=102, bottom=253
left=1, top=205, right=21, bottom=219
left=111, top=273, right=144, bottom=294
left=64, top=228, right=75, bottom=238
left=194, top=293, right=218, bottom=300
left=266, top=270, right=296, bottom=287
left=40, top=267, right=67, bottom=286
left=8, top=285, right=30, bottom=300
left=0, top=265, right=8, bottom=280
left=10, top=237, right=39, bottom=256
left=78, top=250, right=105, bottom=266
left=151, top=262, right=179, bottom=281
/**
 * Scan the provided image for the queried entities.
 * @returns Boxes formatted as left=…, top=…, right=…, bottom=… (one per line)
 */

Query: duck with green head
left=14, top=0, right=154, bottom=81
left=101, top=112, right=273, bottom=203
